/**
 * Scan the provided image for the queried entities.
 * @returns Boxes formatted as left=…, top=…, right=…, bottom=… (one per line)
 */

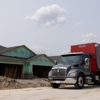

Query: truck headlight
left=68, top=72, right=77, bottom=77
left=48, top=71, right=52, bottom=76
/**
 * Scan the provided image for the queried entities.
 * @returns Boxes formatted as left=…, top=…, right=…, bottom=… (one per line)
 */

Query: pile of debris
left=0, top=76, right=50, bottom=90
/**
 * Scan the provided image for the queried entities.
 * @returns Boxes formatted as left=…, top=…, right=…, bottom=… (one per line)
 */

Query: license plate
left=56, top=81, right=60, bottom=83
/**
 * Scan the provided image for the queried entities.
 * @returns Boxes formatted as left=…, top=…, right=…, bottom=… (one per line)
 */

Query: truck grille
left=52, top=68, right=67, bottom=77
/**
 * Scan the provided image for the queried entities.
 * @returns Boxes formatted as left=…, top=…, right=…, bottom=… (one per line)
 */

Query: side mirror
left=54, top=60, right=58, bottom=65
left=85, top=58, right=89, bottom=66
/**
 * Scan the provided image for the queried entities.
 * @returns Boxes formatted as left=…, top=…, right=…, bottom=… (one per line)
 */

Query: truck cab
left=48, top=43, right=100, bottom=89
left=48, top=52, right=92, bottom=89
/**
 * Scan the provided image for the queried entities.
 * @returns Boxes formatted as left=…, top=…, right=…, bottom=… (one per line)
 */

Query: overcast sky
left=0, top=0, right=100, bottom=56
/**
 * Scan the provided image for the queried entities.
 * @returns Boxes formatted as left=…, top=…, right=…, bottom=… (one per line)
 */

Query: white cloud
left=81, top=33, right=97, bottom=43
left=25, top=4, right=67, bottom=27
left=74, top=21, right=83, bottom=27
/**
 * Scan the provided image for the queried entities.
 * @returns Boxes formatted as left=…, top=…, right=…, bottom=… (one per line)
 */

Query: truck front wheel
left=50, top=83, right=60, bottom=88
left=74, top=74, right=84, bottom=89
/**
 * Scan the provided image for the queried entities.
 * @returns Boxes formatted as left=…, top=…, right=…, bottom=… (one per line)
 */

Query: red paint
left=71, top=42, right=100, bottom=73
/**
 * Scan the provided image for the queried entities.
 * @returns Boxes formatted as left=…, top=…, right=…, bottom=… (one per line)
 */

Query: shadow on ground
left=58, top=84, right=100, bottom=90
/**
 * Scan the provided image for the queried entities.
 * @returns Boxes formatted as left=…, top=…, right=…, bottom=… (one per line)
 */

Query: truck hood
left=52, top=63, right=78, bottom=69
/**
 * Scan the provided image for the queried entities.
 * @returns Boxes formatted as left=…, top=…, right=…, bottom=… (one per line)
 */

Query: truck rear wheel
left=50, top=83, right=60, bottom=88
left=74, top=74, right=84, bottom=89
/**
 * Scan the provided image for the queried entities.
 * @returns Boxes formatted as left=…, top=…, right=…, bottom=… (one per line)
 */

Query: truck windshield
left=60, top=54, right=82, bottom=64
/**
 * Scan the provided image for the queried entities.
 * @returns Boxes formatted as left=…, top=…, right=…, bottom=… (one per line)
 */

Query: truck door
left=82, top=55, right=90, bottom=75
left=96, top=46, right=100, bottom=70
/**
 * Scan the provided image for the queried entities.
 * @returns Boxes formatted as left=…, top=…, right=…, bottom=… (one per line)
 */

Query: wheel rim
left=78, top=77, right=83, bottom=87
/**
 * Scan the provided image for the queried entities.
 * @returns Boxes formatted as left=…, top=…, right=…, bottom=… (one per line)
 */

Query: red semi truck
left=48, top=42, right=100, bottom=89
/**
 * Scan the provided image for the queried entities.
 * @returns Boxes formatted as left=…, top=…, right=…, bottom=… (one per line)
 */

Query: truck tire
left=74, top=74, right=84, bottom=89
left=50, top=83, right=60, bottom=88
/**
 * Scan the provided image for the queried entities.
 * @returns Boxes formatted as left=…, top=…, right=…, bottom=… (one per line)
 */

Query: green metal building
left=0, top=45, right=54, bottom=79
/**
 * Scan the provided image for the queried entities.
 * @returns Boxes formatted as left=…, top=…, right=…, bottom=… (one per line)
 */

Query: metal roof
left=0, top=55, right=26, bottom=62
left=27, top=54, right=54, bottom=63
left=0, top=45, right=54, bottom=64
left=0, top=54, right=54, bottom=63
left=0, top=45, right=36, bottom=62
left=0, top=45, right=36, bottom=55
left=0, top=45, right=8, bottom=52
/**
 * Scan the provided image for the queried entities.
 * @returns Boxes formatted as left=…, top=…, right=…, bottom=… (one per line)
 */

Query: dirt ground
left=0, top=76, right=50, bottom=90
left=1, top=86, right=100, bottom=100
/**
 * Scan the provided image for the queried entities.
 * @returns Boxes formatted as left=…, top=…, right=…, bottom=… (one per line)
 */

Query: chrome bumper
left=48, top=78, right=76, bottom=84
